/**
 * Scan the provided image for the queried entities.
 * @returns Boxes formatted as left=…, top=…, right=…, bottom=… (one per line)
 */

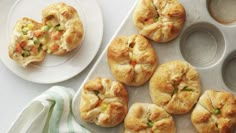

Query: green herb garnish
left=214, top=108, right=221, bottom=115
left=55, top=24, right=61, bottom=31
left=154, top=17, right=159, bottom=22
left=173, top=87, right=178, bottom=95
left=33, top=38, right=39, bottom=44
left=182, top=86, right=193, bottom=91
left=43, top=25, right=51, bottom=31
left=38, top=44, right=42, bottom=52
left=147, top=120, right=153, bottom=127
left=94, top=90, right=99, bottom=95
left=22, top=50, right=30, bottom=57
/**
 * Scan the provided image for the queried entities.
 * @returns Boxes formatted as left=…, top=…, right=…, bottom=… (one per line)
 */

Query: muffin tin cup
left=72, top=0, right=236, bottom=132
left=180, top=22, right=225, bottom=68
left=207, top=0, right=236, bottom=25
left=222, top=51, right=236, bottom=94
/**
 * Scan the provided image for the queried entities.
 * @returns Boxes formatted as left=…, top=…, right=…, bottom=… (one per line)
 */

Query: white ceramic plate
left=0, top=0, right=103, bottom=84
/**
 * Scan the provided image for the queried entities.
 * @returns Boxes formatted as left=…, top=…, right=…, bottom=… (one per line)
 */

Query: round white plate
left=0, top=0, right=103, bottom=84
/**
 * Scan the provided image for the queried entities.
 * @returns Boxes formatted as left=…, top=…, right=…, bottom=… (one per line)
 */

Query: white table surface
left=0, top=0, right=136, bottom=132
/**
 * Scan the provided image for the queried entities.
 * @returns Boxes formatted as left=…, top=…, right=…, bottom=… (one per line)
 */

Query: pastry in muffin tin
left=124, top=103, right=176, bottom=133
left=149, top=60, right=201, bottom=114
left=79, top=77, right=128, bottom=127
left=191, top=90, right=236, bottom=133
left=107, top=34, right=158, bottom=86
left=133, top=0, right=186, bottom=43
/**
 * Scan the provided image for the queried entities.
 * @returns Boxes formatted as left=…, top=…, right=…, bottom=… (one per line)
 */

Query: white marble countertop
left=0, top=0, right=136, bottom=132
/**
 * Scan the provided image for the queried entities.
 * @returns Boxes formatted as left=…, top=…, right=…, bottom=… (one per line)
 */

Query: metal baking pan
left=72, top=0, right=236, bottom=132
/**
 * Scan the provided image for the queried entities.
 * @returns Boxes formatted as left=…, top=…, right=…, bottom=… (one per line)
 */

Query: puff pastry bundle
left=133, top=0, right=186, bottom=43
left=8, top=2, right=84, bottom=67
left=107, top=34, right=158, bottom=86
left=149, top=60, right=201, bottom=114
left=79, top=77, right=128, bottom=127
left=42, top=2, right=84, bottom=55
left=191, top=90, right=236, bottom=133
left=124, top=103, right=176, bottom=133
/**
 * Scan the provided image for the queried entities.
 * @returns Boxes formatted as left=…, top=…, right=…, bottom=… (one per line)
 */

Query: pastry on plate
left=191, top=90, right=236, bottom=133
left=133, top=0, right=186, bottom=43
left=124, top=103, right=176, bottom=133
left=107, top=34, right=158, bottom=86
left=8, top=17, right=47, bottom=67
left=149, top=60, right=201, bottom=114
left=79, top=77, right=128, bottom=127
left=42, top=2, right=84, bottom=55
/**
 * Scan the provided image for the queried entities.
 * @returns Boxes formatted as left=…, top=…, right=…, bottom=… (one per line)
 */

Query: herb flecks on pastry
left=149, top=60, right=201, bottom=114
left=107, top=34, right=158, bottom=86
left=191, top=90, right=236, bottom=133
left=133, top=0, right=186, bottom=43
left=80, top=77, right=128, bottom=127
left=124, top=103, right=176, bottom=133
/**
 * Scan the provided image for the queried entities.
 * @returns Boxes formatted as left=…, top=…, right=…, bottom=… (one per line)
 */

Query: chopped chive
left=154, top=17, right=159, bottom=22
left=182, top=86, right=193, bottom=91
left=38, top=44, right=42, bottom=52
left=94, top=90, right=99, bottom=95
left=22, top=50, right=30, bottom=57
left=33, top=38, right=39, bottom=44
left=173, top=87, right=178, bottom=95
left=147, top=120, right=153, bottom=127
left=214, top=108, right=221, bottom=115
left=43, top=25, right=51, bottom=31
left=55, top=24, right=60, bottom=31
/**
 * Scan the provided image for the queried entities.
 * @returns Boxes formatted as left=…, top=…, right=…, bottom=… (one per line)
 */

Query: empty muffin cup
left=208, top=0, right=236, bottom=25
left=222, top=51, right=236, bottom=93
left=180, top=22, right=225, bottom=67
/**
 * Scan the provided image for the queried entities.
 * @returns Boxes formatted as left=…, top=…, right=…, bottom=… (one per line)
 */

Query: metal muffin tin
left=72, top=0, right=236, bottom=132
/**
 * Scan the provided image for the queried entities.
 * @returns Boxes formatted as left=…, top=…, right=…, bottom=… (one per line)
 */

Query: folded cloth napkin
left=8, top=86, right=90, bottom=133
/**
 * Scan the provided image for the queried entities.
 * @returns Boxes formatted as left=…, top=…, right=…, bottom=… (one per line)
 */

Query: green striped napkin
left=8, top=86, right=90, bottom=133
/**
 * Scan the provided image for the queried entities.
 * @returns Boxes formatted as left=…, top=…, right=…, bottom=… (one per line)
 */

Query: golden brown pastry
left=149, top=60, right=201, bottom=114
left=133, top=0, right=186, bottom=43
left=42, top=2, right=84, bottom=55
left=191, top=90, right=236, bottom=133
left=124, top=103, right=176, bottom=133
left=107, top=34, right=158, bottom=86
left=80, top=77, right=128, bottom=127
left=8, top=17, right=47, bottom=67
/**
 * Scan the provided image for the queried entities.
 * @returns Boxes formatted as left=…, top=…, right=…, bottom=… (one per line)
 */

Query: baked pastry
left=133, top=0, right=186, bottom=43
left=124, top=103, right=176, bottom=133
left=79, top=77, right=128, bottom=127
left=42, top=2, right=84, bottom=55
left=8, top=17, right=47, bottom=67
left=107, top=34, right=158, bottom=86
left=191, top=90, right=236, bottom=133
left=149, top=60, right=201, bottom=114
